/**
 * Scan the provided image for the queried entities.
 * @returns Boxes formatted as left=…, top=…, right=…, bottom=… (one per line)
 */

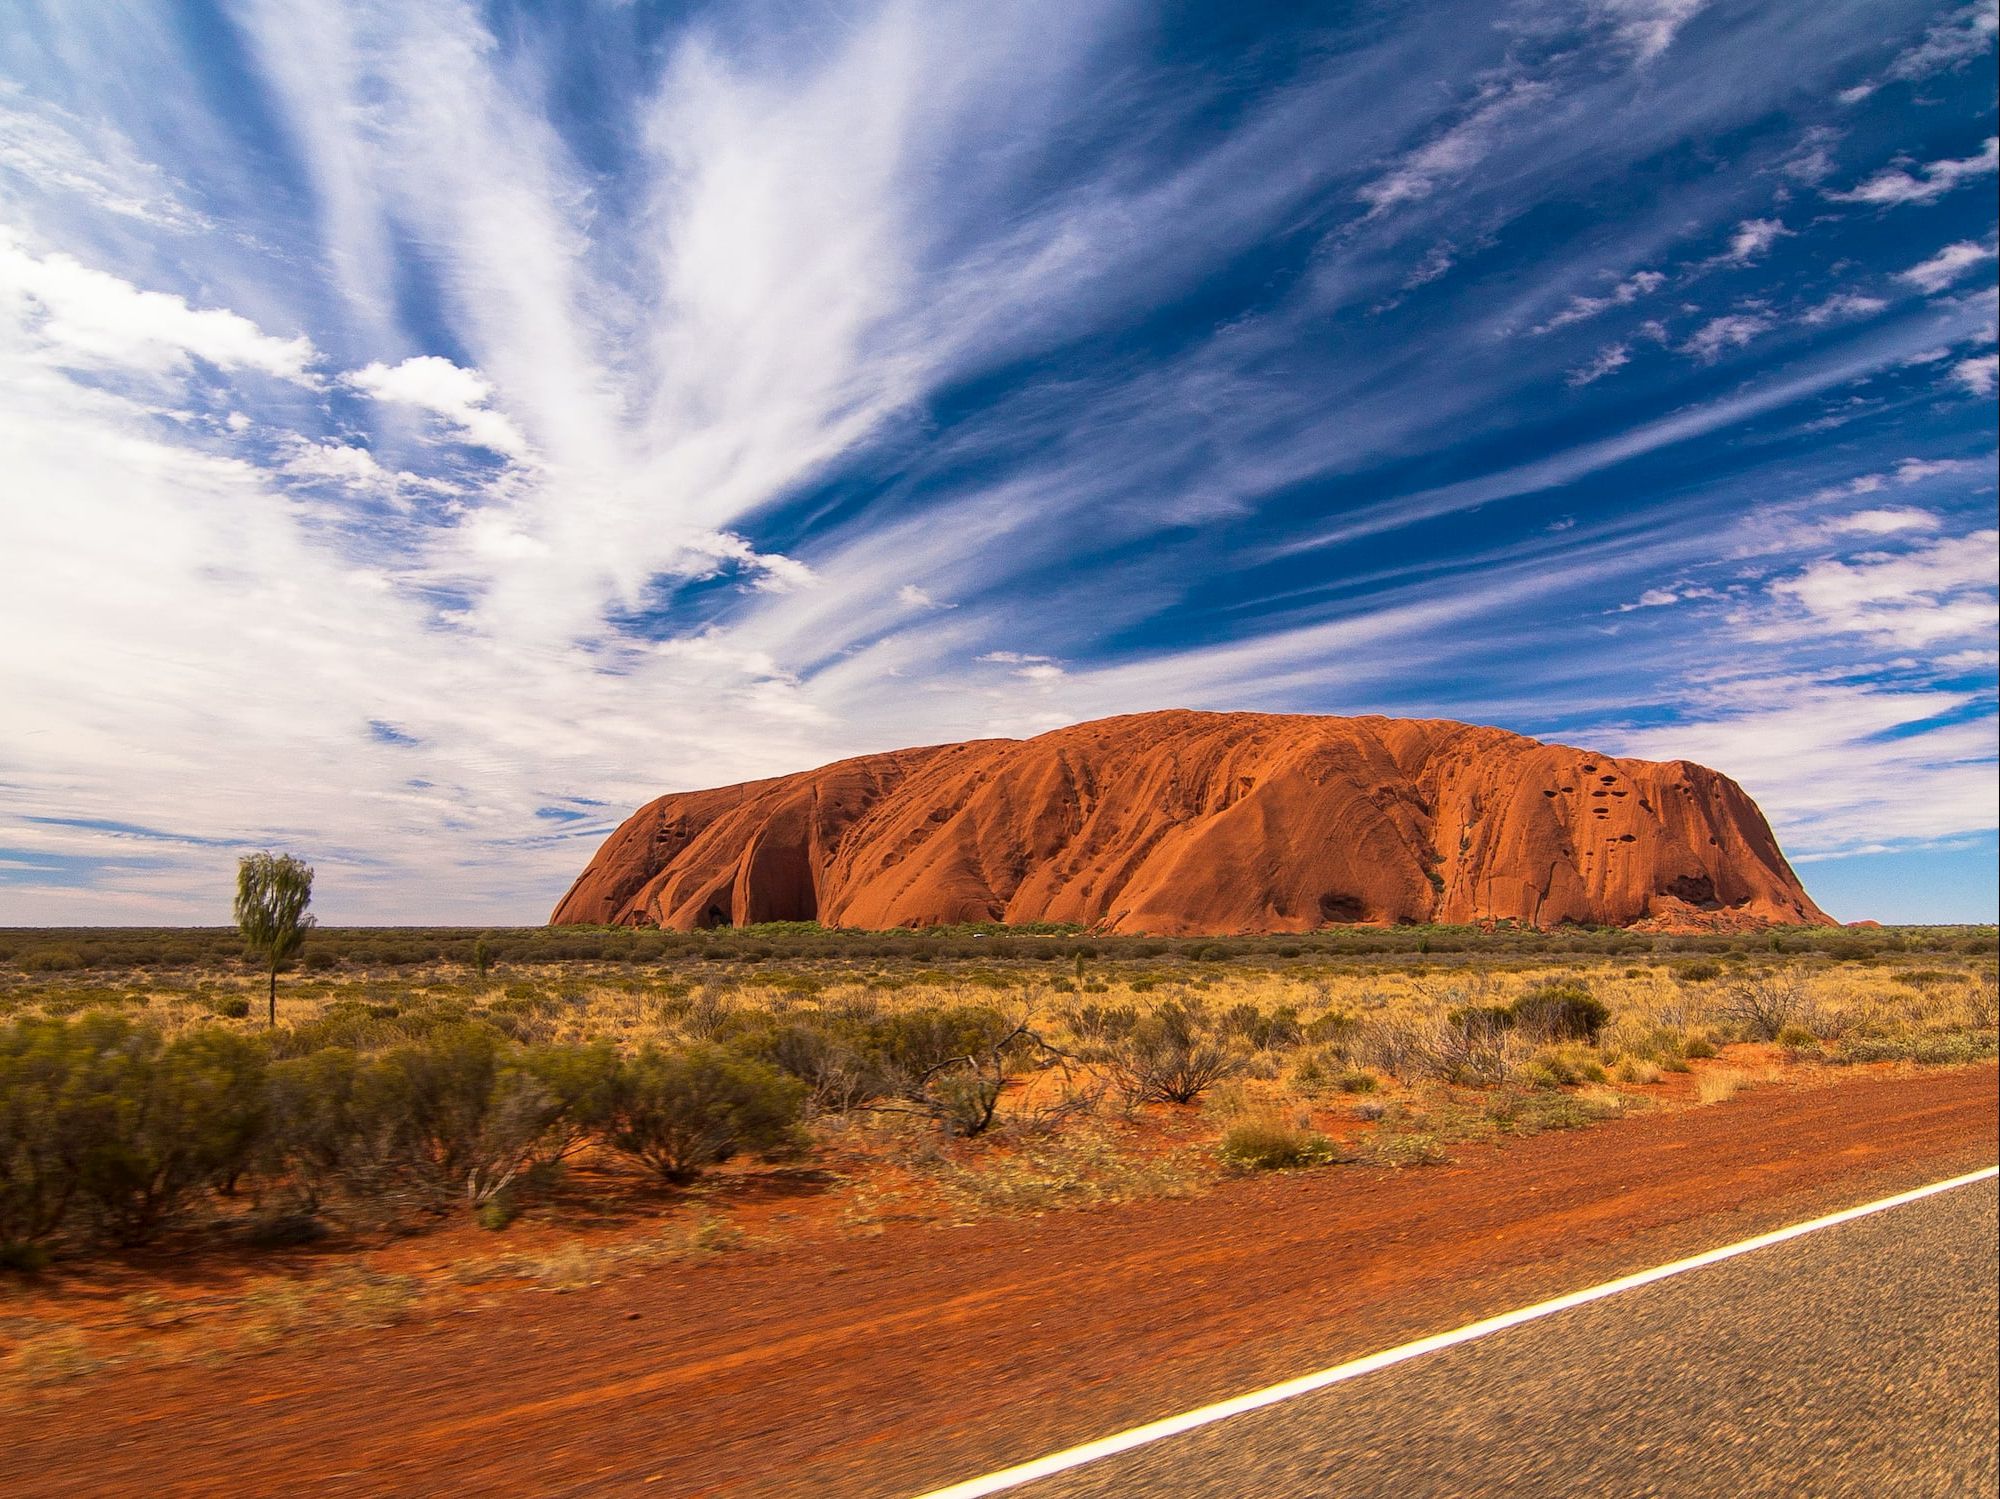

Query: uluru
left=551, top=711, right=1833, bottom=934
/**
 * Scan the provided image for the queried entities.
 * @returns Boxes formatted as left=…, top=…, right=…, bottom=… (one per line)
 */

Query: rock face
left=551, top=711, right=1832, bottom=934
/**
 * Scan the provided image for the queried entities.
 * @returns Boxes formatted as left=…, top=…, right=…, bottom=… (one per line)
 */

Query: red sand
left=6, top=1063, right=1989, bottom=1498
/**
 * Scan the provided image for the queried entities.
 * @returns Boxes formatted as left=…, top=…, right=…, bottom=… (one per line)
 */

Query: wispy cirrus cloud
left=1724, top=217, right=1789, bottom=263
left=0, top=229, right=317, bottom=379
left=1826, top=135, right=1999, bottom=206
left=1680, top=311, right=1775, bottom=360
left=1, top=0, right=1994, bottom=923
left=1534, top=270, right=1665, bottom=333
left=1899, top=239, right=1999, bottom=294
left=1840, top=0, right=1998, bottom=101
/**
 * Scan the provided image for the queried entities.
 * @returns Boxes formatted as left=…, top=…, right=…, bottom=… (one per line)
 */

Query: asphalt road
left=985, top=1176, right=2000, bottom=1499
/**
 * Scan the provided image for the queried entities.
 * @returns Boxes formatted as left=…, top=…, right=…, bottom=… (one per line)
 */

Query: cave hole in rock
left=1318, top=892, right=1366, bottom=923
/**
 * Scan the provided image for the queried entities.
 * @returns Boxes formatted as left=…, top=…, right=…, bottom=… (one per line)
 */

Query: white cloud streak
left=347, top=356, right=529, bottom=457
left=1898, top=240, right=1998, bottom=294
left=0, top=229, right=317, bottom=379
left=1826, top=136, right=1998, bottom=207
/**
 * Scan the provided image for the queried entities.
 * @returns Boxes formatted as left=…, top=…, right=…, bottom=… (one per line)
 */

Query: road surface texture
left=997, top=1177, right=2000, bottom=1498
left=2, top=1063, right=1994, bottom=1497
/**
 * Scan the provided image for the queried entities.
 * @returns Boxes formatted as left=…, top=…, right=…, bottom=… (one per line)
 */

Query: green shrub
left=730, top=1003, right=1017, bottom=1119
left=1218, top=1119, right=1338, bottom=1171
left=0, top=1017, right=94, bottom=1248
left=1508, top=982, right=1609, bottom=1043
left=0, top=1240, right=52, bottom=1273
left=212, top=997, right=252, bottom=1020
left=0, top=1015, right=268, bottom=1247
left=1103, top=1004, right=1241, bottom=1105
left=369, top=1025, right=573, bottom=1208
left=1446, top=1002, right=1515, bottom=1034
left=1717, top=975, right=1815, bottom=1042
left=1304, top=1010, right=1358, bottom=1045
left=261, top=1046, right=388, bottom=1210
left=1833, top=1032, right=1997, bottom=1065
left=1066, top=1003, right=1141, bottom=1042
left=17, top=947, right=86, bottom=973
left=1220, top=1003, right=1304, bottom=1049
left=602, top=1044, right=805, bottom=1181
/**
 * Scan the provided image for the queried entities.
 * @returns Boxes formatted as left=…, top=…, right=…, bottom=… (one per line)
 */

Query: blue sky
left=0, top=0, right=1995, bottom=926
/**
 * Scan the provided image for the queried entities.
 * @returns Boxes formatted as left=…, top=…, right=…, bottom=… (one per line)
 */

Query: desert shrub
left=736, top=1016, right=874, bottom=1112
left=1064, top=1002, right=1142, bottom=1043
left=923, top=1067, right=1011, bottom=1138
left=1674, top=961, right=1722, bottom=984
left=1484, top=1087, right=1627, bottom=1135
left=878, top=1011, right=1064, bottom=1137
left=1508, top=982, right=1609, bottom=1043
left=1289, top=1048, right=1368, bottom=1095
left=871, top=1004, right=1015, bottom=1079
left=731, top=1003, right=1018, bottom=1122
left=1103, top=1004, right=1241, bottom=1105
left=1362, top=1009, right=1518, bottom=1086
left=1832, top=1032, right=1997, bottom=1066
left=271, top=999, right=479, bottom=1058
left=1304, top=1009, right=1359, bottom=1047
left=1612, top=1024, right=1699, bottom=1067
left=515, top=1041, right=620, bottom=1163
left=17, top=947, right=86, bottom=973
left=1715, top=974, right=1814, bottom=1041
left=1775, top=1024, right=1821, bottom=1051
left=261, top=1046, right=398, bottom=1210
left=368, top=1025, right=574, bottom=1208
left=1447, top=999, right=1515, bottom=1027
left=0, top=1017, right=99, bottom=1249
left=0, top=1015, right=268, bottom=1247
left=1610, top=1054, right=1662, bottom=1084
left=1220, top=1003, right=1304, bottom=1049
left=601, top=1044, right=805, bottom=1181
left=1518, top=1043, right=1608, bottom=1090
left=1970, top=975, right=1998, bottom=1031
left=1218, top=1118, right=1338, bottom=1171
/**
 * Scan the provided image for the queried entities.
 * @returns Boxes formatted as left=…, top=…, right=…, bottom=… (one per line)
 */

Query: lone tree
left=234, top=852, right=316, bottom=1026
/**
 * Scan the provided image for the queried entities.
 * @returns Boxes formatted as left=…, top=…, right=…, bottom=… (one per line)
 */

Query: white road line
left=911, top=1164, right=2000, bottom=1499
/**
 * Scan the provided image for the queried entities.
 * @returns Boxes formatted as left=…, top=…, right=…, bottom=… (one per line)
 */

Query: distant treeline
left=2, top=921, right=1993, bottom=973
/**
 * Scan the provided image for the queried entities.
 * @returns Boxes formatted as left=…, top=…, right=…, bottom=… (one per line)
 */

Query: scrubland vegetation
left=1, top=922, right=1991, bottom=1273
left=1, top=920, right=1991, bottom=1390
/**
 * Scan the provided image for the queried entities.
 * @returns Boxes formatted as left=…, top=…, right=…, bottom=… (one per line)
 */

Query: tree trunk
left=268, top=964, right=278, bottom=1027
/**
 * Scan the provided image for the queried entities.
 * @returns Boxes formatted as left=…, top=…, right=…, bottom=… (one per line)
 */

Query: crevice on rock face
left=550, top=710, right=1833, bottom=935
left=1664, top=873, right=1720, bottom=910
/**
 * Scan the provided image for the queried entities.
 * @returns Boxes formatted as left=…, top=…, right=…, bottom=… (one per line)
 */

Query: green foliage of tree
left=235, top=852, right=317, bottom=1026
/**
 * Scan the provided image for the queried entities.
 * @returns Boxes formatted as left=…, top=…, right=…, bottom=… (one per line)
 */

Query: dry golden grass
left=1, top=936, right=1990, bottom=1400
left=1696, top=1068, right=1749, bottom=1105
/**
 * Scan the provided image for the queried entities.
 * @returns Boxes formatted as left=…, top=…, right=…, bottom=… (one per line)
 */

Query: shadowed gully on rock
left=551, top=711, right=1832, bottom=935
